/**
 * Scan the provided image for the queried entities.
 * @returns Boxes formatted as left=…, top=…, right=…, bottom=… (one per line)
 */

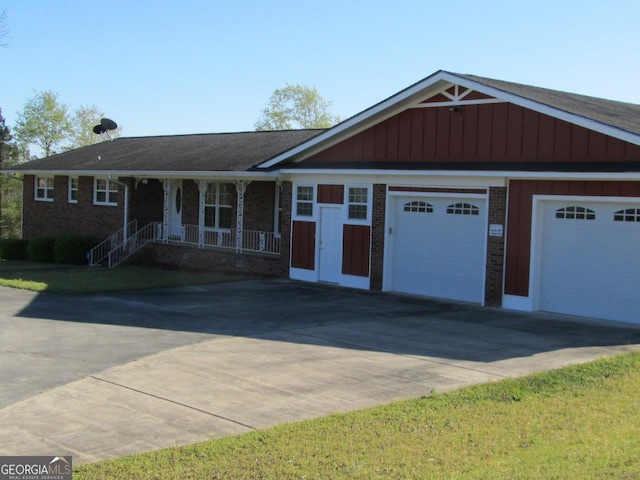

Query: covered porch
left=119, top=174, right=292, bottom=275
left=155, top=177, right=282, bottom=255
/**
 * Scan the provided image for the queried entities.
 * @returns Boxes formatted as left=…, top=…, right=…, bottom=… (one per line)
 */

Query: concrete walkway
left=1, top=280, right=639, bottom=464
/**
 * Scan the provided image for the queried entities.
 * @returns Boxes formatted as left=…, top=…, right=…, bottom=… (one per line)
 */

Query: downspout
left=108, top=175, right=129, bottom=248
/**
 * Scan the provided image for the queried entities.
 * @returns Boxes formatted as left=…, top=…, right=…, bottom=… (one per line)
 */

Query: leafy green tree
left=0, top=108, right=10, bottom=237
left=14, top=90, right=73, bottom=157
left=255, top=84, right=341, bottom=131
left=67, top=105, right=122, bottom=150
left=0, top=109, right=24, bottom=238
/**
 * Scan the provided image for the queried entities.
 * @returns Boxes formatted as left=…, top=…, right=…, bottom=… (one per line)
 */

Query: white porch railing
left=89, top=222, right=279, bottom=269
left=89, top=220, right=138, bottom=266
left=107, top=222, right=162, bottom=268
left=180, top=224, right=280, bottom=254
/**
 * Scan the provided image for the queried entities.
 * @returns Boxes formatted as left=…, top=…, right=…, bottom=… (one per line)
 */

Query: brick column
left=370, top=184, right=386, bottom=291
left=484, top=186, right=507, bottom=306
left=278, top=181, right=293, bottom=274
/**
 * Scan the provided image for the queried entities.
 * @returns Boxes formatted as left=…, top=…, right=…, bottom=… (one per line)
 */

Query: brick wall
left=23, top=176, right=281, bottom=240
left=23, top=174, right=124, bottom=240
left=484, top=186, right=507, bottom=306
left=278, top=181, right=293, bottom=272
left=132, top=243, right=288, bottom=276
left=370, top=184, right=386, bottom=290
left=243, top=182, right=277, bottom=232
left=130, top=179, right=163, bottom=226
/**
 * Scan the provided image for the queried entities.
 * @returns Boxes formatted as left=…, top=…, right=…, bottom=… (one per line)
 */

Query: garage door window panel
left=403, top=201, right=433, bottom=213
left=555, top=206, right=596, bottom=220
left=446, top=203, right=479, bottom=215
left=614, top=208, right=640, bottom=222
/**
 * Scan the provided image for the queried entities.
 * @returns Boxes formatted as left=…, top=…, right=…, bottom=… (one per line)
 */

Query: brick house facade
left=7, top=70, right=640, bottom=323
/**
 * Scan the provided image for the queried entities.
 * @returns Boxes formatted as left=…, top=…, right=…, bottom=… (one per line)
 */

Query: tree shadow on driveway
left=2, top=279, right=640, bottom=407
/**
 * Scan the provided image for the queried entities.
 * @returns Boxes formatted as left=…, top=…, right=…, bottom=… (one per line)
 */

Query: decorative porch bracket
left=234, top=180, right=251, bottom=253
left=160, top=178, right=171, bottom=244
left=196, top=180, right=209, bottom=248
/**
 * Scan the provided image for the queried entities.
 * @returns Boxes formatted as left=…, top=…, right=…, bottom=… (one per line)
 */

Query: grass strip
left=0, top=261, right=259, bottom=294
left=74, top=351, right=640, bottom=479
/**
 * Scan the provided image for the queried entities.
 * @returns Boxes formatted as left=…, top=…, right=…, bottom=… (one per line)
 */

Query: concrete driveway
left=1, top=279, right=639, bottom=465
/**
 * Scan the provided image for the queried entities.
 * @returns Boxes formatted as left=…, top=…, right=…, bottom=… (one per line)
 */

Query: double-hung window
left=296, top=186, right=314, bottom=217
left=35, top=177, right=54, bottom=201
left=94, top=178, right=118, bottom=206
left=205, top=183, right=233, bottom=229
left=347, top=187, right=368, bottom=220
left=68, top=177, right=78, bottom=203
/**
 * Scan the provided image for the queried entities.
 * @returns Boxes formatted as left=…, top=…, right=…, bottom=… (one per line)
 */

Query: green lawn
left=0, top=260, right=260, bottom=294
left=74, top=352, right=640, bottom=479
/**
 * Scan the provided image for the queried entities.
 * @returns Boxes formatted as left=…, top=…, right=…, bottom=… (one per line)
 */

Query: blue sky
left=2, top=0, right=640, bottom=139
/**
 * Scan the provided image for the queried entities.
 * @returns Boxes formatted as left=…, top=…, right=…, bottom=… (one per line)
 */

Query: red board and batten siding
left=342, top=225, right=370, bottom=277
left=505, top=180, right=640, bottom=297
left=304, top=104, right=640, bottom=163
left=317, top=184, right=344, bottom=204
left=291, top=221, right=315, bottom=270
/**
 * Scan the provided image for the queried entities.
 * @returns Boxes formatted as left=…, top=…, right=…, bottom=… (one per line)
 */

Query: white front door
left=318, top=206, right=343, bottom=283
left=169, top=180, right=183, bottom=237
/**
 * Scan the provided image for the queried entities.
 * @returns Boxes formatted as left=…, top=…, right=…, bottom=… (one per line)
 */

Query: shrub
left=27, top=237, right=56, bottom=263
left=0, top=238, right=29, bottom=260
left=54, top=235, right=100, bottom=265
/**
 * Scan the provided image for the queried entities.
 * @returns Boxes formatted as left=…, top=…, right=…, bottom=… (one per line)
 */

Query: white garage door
left=539, top=200, right=640, bottom=323
left=389, top=196, right=486, bottom=303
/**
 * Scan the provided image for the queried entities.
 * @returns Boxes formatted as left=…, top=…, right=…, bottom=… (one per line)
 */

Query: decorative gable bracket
left=414, top=83, right=505, bottom=108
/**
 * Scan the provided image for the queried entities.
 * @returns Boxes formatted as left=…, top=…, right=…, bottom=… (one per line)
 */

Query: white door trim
left=383, top=191, right=489, bottom=304
left=169, top=179, right=183, bottom=237
left=530, top=194, right=640, bottom=312
left=318, top=205, right=343, bottom=283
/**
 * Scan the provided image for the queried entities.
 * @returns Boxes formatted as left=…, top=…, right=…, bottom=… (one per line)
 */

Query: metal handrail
left=108, top=222, right=161, bottom=268
left=88, top=220, right=138, bottom=266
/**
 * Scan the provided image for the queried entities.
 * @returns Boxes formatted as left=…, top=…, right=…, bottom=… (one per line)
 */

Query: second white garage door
left=538, top=199, right=640, bottom=324
left=388, top=196, right=487, bottom=303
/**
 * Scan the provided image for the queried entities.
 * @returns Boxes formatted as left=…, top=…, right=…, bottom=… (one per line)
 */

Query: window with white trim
left=348, top=187, right=368, bottom=220
left=205, top=183, right=233, bottom=229
left=68, top=177, right=78, bottom=203
left=555, top=206, right=595, bottom=220
left=614, top=208, right=640, bottom=222
left=35, top=177, right=54, bottom=201
left=404, top=201, right=433, bottom=213
left=447, top=203, right=479, bottom=215
left=94, top=178, right=118, bottom=206
left=296, top=186, right=314, bottom=217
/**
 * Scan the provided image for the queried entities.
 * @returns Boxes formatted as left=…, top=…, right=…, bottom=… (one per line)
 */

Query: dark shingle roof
left=458, top=73, right=640, bottom=137
left=8, top=129, right=324, bottom=173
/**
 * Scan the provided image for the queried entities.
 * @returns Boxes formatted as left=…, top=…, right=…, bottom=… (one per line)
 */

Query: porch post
left=234, top=180, right=250, bottom=253
left=196, top=180, right=209, bottom=248
left=161, top=178, right=171, bottom=244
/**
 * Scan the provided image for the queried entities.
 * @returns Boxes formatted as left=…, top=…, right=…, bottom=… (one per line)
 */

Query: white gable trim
left=258, top=70, right=640, bottom=169
left=446, top=74, right=640, bottom=148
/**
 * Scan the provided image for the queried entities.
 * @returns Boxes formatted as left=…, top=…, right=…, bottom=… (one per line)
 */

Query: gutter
left=0, top=169, right=274, bottom=180
left=108, top=175, right=130, bottom=248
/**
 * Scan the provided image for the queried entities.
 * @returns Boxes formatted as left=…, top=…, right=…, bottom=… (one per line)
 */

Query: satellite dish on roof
left=93, top=118, right=118, bottom=142
left=100, top=118, right=118, bottom=131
